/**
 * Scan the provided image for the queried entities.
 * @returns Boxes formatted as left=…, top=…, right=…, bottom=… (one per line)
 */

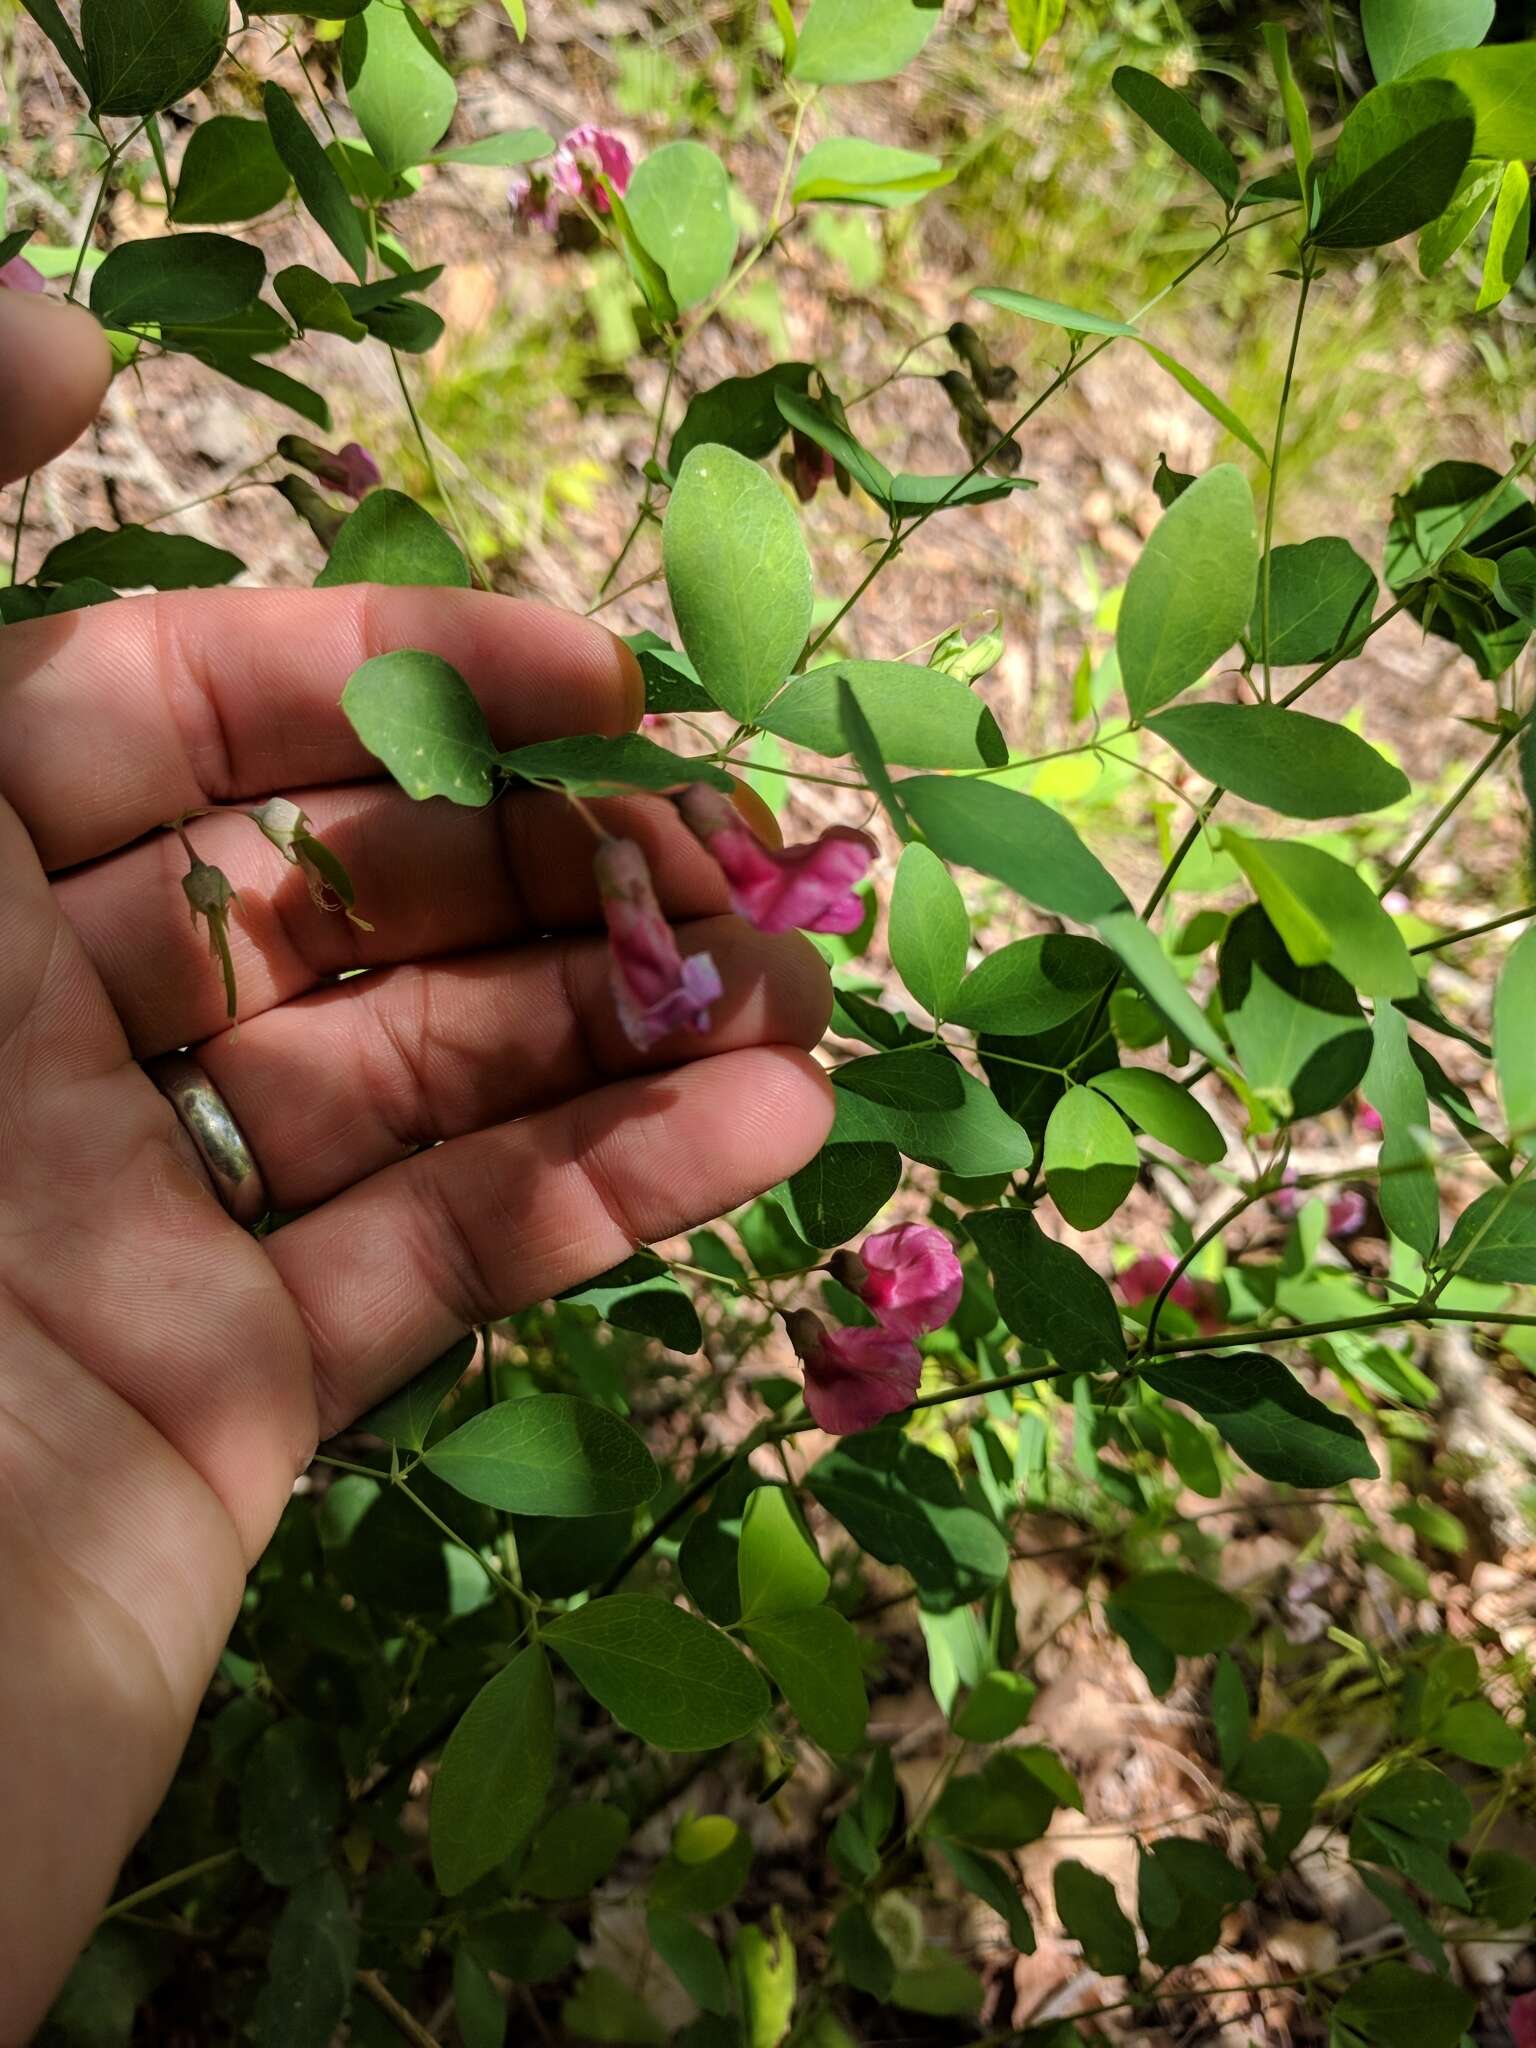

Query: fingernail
left=728, top=779, right=784, bottom=849
left=608, top=630, right=646, bottom=731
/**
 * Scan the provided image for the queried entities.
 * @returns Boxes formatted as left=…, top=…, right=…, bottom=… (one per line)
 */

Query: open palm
left=0, top=291, right=832, bottom=2041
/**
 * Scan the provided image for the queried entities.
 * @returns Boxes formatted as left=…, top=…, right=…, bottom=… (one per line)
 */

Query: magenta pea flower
left=831, top=1223, right=962, bottom=1340
left=675, top=784, right=874, bottom=937
left=1356, top=1101, right=1384, bottom=1137
left=1327, top=1189, right=1368, bottom=1240
left=594, top=836, right=722, bottom=1052
left=1116, top=1252, right=1223, bottom=1335
left=783, top=428, right=836, bottom=504
left=784, top=1309, right=921, bottom=1437
left=277, top=435, right=380, bottom=501
left=0, top=253, right=44, bottom=293
left=511, top=125, right=631, bottom=229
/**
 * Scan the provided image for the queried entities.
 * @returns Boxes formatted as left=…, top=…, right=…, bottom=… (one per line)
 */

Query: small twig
left=356, top=1969, right=443, bottom=2048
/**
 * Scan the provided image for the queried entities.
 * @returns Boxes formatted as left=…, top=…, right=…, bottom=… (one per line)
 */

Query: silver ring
left=146, top=1053, right=269, bottom=1228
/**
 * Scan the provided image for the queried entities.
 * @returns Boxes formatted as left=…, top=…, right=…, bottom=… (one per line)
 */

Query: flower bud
left=947, top=320, right=1018, bottom=401
left=938, top=371, right=1021, bottom=474
left=274, top=474, right=347, bottom=552
left=182, top=858, right=240, bottom=1023
left=249, top=797, right=372, bottom=928
left=276, top=436, right=380, bottom=500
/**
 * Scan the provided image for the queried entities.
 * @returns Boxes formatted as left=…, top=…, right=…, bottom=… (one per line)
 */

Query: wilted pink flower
left=1117, top=1253, right=1223, bottom=1335
left=783, top=428, right=836, bottom=504
left=1328, top=1190, right=1368, bottom=1240
left=277, top=435, right=379, bottom=501
left=0, top=254, right=44, bottom=293
left=676, top=784, right=874, bottom=937
left=594, top=836, right=722, bottom=1051
left=1512, top=1992, right=1536, bottom=2048
left=832, top=1223, right=962, bottom=1340
left=510, top=126, right=631, bottom=229
left=784, top=1308, right=921, bottom=1436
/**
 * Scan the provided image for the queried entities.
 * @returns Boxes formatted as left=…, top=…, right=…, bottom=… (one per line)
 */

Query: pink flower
left=1117, top=1253, right=1224, bottom=1335
left=594, top=836, right=723, bottom=1051
left=1328, top=1190, right=1368, bottom=1239
left=784, top=1309, right=921, bottom=1436
left=1356, top=1102, right=1384, bottom=1137
left=1511, top=1991, right=1536, bottom=2048
left=510, top=126, right=631, bottom=229
left=675, top=784, right=874, bottom=937
left=832, top=1223, right=962, bottom=1340
left=0, top=254, right=44, bottom=293
left=277, top=435, right=380, bottom=501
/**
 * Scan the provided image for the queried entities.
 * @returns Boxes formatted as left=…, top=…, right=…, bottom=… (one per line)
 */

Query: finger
left=265, top=1045, right=834, bottom=1434
left=0, top=291, right=112, bottom=485
left=195, top=918, right=832, bottom=1209
left=0, top=583, right=643, bottom=870
left=60, top=782, right=738, bottom=1053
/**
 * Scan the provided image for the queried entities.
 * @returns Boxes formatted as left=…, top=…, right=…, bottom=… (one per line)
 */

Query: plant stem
left=596, top=1427, right=768, bottom=1595
left=356, top=1969, right=442, bottom=2048
left=1260, top=254, right=1316, bottom=700
left=389, top=350, right=486, bottom=592
left=1142, top=1185, right=1264, bottom=1352
left=99, top=1849, right=239, bottom=1924
left=312, top=1453, right=536, bottom=1613
left=1411, top=902, right=1536, bottom=953
left=1379, top=710, right=1530, bottom=897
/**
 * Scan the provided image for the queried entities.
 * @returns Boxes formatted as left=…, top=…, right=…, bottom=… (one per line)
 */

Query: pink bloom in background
left=1511, top=1991, right=1536, bottom=2048
left=1116, top=1253, right=1223, bottom=1335
left=1328, top=1189, right=1369, bottom=1239
left=676, top=784, right=874, bottom=936
left=833, top=1223, right=963, bottom=1340
left=333, top=442, right=381, bottom=498
left=1356, top=1101, right=1384, bottom=1137
left=785, top=1308, right=921, bottom=1436
left=594, top=836, right=722, bottom=1051
left=0, top=254, right=44, bottom=293
left=511, top=126, right=631, bottom=229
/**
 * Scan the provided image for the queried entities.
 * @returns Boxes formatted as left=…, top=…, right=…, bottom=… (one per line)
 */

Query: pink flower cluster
left=786, top=1223, right=964, bottom=1435
left=510, top=126, right=632, bottom=232
left=593, top=787, right=873, bottom=1056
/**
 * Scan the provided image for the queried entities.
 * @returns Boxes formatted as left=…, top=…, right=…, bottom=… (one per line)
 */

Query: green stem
left=313, top=1453, right=536, bottom=1613
left=99, top=1849, right=239, bottom=1924
left=1412, top=902, right=1536, bottom=954
left=389, top=350, right=486, bottom=592
left=1380, top=710, right=1530, bottom=897
left=1260, top=253, right=1316, bottom=700
left=1142, top=1184, right=1266, bottom=1353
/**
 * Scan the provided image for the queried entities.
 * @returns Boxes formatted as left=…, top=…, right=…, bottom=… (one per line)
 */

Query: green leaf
left=791, top=0, right=939, bottom=84
left=972, top=284, right=1137, bottom=339
left=1117, top=464, right=1258, bottom=716
left=1312, top=79, right=1475, bottom=249
left=1043, top=1085, right=1138, bottom=1230
left=930, top=1748, right=1067, bottom=1849
left=1329, top=1959, right=1475, bottom=2048
left=452, top=1949, right=508, bottom=2048
left=742, top=1607, right=869, bottom=1752
left=1365, top=1003, right=1440, bottom=1255
left=1053, top=1861, right=1138, bottom=1979
left=544, top=1595, right=770, bottom=1750
left=430, top=127, right=555, bottom=168
left=1096, top=908, right=1229, bottom=1070
left=837, top=676, right=912, bottom=842
left=1219, top=905, right=1371, bottom=1120
left=784, top=1142, right=901, bottom=1248
left=663, top=444, right=813, bottom=724
left=500, top=732, right=732, bottom=799
left=650, top=1816, right=752, bottom=1915
left=937, top=1841, right=1036, bottom=1951
left=1143, top=1354, right=1377, bottom=1486
left=829, top=1049, right=1035, bottom=1176
left=1475, top=159, right=1531, bottom=313
left=902, top=776, right=1126, bottom=922
left=1229, top=1730, right=1328, bottom=1807
left=90, top=233, right=263, bottom=330
left=1432, top=1697, right=1524, bottom=1767
left=341, top=1, right=457, bottom=172
left=1138, top=1836, right=1253, bottom=1970
left=1419, top=160, right=1502, bottom=276
left=1438, top=1181, right=1536, bottom=1283
left=1113, top=1570, right=1248, bottom=1655
left=966, top=1208, right=1127, bottom=1373
left=342, top=650, right=497, bottom=805
left=1263, top=22, right=1314, bottom=201
left=318, top=490, right=470, bottom=590
left=952, top=1670, right=1037, bottom=1743
left=884, top=470, right=1036, bottom=515
left=1405, top=43, right=1536, bottom=160
left=1467, top=1847, right=1536, bottom=1926
left=564, top=1254, right=703, bottom=1356
left=187, top=349, right=332, bottom=430
left=38, top=525, right=243, bottom=591
left=792, top=137, right=951, bottom=208
left=500, top=0, right=527, bottom=34
left=1496, top=926, right=1536, bottom=1155
left=1251, top=536, right=1378, bottom=666
left=1497, top=547, right=1536, bottom=623
left=1211, top=1654, right=1250, bottom=1772
left=760, top=661, right=1007, bottom=768
left=80, top=0, right=225, bottom=115
left=431, top=1646, right=555, bottom=1894
left=734, top=1916, right=797, bottom=2048
left=275, top=264, right=369, bottom=342
left=1111, top=65, right=1239, bottom=203
left=648, top=1913, right=731, bottom=2016
left=422, top=1394, right=661, bottom=1516
left=239, top=1720, right=345, bottom=1885
left=774, top=384, right=894, bottom=500
left=1147, top=703, right=1408, bottom=819
left=172, top=115, right=291, bottom=224
left=1090, top=1068, right=1224, bottom=1164
left=626, top=141, right=737, bottom=310
left=356, top=1336, right=475, bottom=1451
left=252, top=1869, right=357, bottom=2048
left=950, top=933, right=1118, bottom=1036
left=521, top=1804, right=630, bottom=1899
left=1007, top=0, right=1064, bottom=58
left=829, top=1901, right=895, bottom=1998
left=737, top=1485, right=829, bottom=1621
left=1221, top=833, right=1418, bottom=999
left=1363, top=0, right=1493, bottom=83
left=668, top=363, right=813, bottom=474
left=561, top=1970, right=666, bottom=2048
left=807, top=1432, right=1009, bottom=1613
left=890, top=844, right=969, bottom=1019
left=1137, top=342, right=1268, bottom=467
left=263, top=83, right=370, bottom=282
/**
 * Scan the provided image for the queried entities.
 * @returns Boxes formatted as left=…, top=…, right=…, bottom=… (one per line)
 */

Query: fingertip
left=0, top=291, right=112, bottom=486
left=727, top=779, right=784, bottom=849
left=610, top=631, right=646, bottom=731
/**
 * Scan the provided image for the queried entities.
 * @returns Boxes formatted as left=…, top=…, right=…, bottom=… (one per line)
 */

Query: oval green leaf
left=625, top=141, right=737, bottom=310
left=759, top=661, right=1007, bottom=768
left=342, top=649, right=497, bottom=804
left=1043, top=1084, right=1139, bottom=1230
left=544, top=1595, right=770, bottom=1749
left=1146, top=703, right=1408, bottom=818
left=421, top=1393, right=661, bottom=1515
left=1116, top=464, right=1258, bottom=716
left=342, top=1, right=458, bottom=173
left=1312, top=78, right=1475, bottom=249
left=430, top=1646, right=555, bottom=1895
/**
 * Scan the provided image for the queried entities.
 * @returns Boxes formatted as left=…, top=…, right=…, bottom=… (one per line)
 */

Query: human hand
left=0, top=287, right=832, bottom=2040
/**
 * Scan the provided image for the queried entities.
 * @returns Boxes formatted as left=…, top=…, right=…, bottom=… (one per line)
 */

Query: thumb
left=0, top=287, right=113, bottom=487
